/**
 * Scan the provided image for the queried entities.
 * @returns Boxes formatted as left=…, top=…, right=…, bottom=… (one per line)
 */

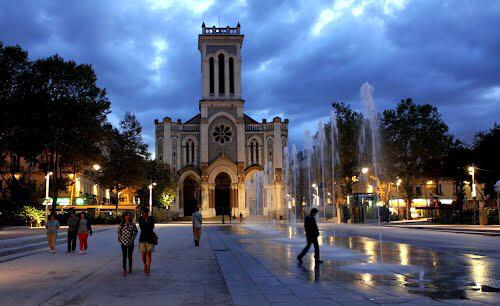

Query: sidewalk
left=0, top=225, right=114, bottom=262
left=384, top=222, right=500, bottom=235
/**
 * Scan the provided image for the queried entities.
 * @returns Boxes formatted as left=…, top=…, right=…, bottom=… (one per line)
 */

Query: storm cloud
left=1, top=0, right=499, bottom=153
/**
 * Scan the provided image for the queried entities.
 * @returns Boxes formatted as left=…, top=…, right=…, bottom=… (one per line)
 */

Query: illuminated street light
left=45, top=172, right=53, bottom=222
left=396, top=178, right=402, bottom=187
left=149, top=182, right=157, bottom=213
left=468, top=165, right=476, bottom=198
left=361, top=167, right=369, bottom=174
left=93, top=164, right=101, bottom=171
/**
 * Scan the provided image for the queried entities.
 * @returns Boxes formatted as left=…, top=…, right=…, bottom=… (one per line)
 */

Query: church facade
left=154, top=24, right=288, bottom=218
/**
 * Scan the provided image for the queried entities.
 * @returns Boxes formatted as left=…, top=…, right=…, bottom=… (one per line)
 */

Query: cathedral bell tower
left=198, top=22, right=243, bottom=100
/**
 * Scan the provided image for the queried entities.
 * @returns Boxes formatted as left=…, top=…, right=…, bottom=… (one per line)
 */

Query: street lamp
left=45, top=172, right=53, bottom=222
left=93, top=164, right=101, bottom=171
left=361, top=167, right=369, bottom=174
left=149, top=182, right=157, bottom=213
left=468, top=165, right=478, bottom=224
left=468, top=166, right=476, bottom=198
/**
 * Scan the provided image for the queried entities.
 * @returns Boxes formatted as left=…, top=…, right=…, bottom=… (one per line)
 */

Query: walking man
left=192, top=206, right=203, bottom=246
left=67, top=211, right=78, bottom=253
left=297, top=208, right=323, bottom=264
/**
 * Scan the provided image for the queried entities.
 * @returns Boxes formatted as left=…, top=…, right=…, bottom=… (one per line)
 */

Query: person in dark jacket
left=66, top=211, right=78, bottom=253
left=139, top=207, right=155, bottom=276
left=117, top=211, right=138, bottom=276
left=297, top=208, right=322, bottom=264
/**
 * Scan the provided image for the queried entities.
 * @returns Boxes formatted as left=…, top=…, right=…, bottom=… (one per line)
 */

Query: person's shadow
left=297, top=259, right=321, bottom=282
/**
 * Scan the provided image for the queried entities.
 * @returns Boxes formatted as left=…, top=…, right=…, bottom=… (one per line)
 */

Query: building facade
left=154, top=24, right=288, bottom=218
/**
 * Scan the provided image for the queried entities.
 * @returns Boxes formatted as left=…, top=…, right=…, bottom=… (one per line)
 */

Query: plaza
left=0, top=222, right=499, bottom=305
left=1, top=2, right=499, bottom=306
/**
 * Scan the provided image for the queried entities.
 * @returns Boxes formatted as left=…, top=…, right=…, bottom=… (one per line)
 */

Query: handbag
left=151, top=231, right=158, bottom=245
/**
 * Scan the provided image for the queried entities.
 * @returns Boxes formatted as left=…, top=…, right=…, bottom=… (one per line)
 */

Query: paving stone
left=265, top=294, right=305, bottom=304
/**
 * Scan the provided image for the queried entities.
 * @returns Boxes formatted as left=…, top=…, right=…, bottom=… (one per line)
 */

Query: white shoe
left=79, top=251, right=83, bottom=255
left=51, top=250, right=56, bottom=254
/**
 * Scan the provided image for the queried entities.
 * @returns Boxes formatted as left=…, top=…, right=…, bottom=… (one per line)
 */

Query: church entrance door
left=215, top=172, right=231, bottom=216
left=183, top=176, right=199, bottom=217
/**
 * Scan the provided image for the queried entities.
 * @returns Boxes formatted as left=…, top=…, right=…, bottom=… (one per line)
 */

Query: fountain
left=304, top=130, right=313, bottom=216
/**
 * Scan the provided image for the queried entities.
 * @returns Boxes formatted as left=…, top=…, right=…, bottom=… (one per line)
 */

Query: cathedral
left=154, top=23, right=288, bottom=218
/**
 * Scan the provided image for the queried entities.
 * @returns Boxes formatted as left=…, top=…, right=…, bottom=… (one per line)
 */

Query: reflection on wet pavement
left=226, top=224, right=499, bottom=304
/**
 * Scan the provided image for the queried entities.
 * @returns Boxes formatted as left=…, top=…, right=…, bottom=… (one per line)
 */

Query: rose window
left=212, top=124, right=232, bottom=144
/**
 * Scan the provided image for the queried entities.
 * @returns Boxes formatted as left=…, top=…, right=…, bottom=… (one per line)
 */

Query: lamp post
left=149, top=182, right=157, bottom=214
left=494, top=181, right=500, bottom=225
left=45, top=172, right=53, bottom=222
left=396, top=178, right=402, bottom=217
left=468, top=166, right=477, bottom=224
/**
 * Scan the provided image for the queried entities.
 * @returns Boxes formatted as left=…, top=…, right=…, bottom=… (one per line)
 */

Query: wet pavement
left=1, top=223, right=498, bottom=305
left=208, top=223, right=500, bottom=305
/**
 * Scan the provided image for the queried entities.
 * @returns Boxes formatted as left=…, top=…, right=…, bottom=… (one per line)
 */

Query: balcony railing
left=202, top=26, right=240, bottom=35
left=245, top=124, right=274, bottom=131
left=178, top=125, right=199, bottom=132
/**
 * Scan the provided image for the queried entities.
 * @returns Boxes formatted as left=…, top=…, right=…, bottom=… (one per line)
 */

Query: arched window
left=184, top=138, right=197, bottom=165
left=267, top=138, right=273, bottom=160
left=249, top=138, right=260, bottom=165
left=229, top=57, right=234, bottom=94
left=209, top=57, right=214, bottom=95
left=218, top=53, right=225, bottom=94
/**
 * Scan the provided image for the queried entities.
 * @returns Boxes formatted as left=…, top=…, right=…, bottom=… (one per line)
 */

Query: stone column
left=273, top=117, right=282, bottom=169
left=163, top=117, right=172, bottom=164
left=214, top=58, right=219, bottom=97
left=178, top=185, right=184, bottom=217
left=200, top=119, right=208, bottom=163
left=238, top=182, right=246, bottom=217
left=235, top=48, right=242, bottom=98
left=200, top=182, right=210, bottom=216
left=201, top=58, right=209, bottom=98
left=236, top=119, right=245, bottom=163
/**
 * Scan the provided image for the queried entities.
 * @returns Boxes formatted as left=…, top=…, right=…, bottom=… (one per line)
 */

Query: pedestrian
left=45, top=214, right=60, bottom=253
left=66, top=211, right=78, bottom=253
left=239, top=213, right=243, bottom=223
left=297, top=208, right=323, bottom=264
left=139, top=207, right=155, bottom=276
left=192, top=206, right=203, bottom=246
left=76, top=212, right=92, bottom=255
left=117, top=211, right=138, bottom=276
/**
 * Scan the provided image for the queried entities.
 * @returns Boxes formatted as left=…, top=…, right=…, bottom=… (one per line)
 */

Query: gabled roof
left=185, top=114, right=201, bottom=124
left=243, top=114, right=258, bottom=124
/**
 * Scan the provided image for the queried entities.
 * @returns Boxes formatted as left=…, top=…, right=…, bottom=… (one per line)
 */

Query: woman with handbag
left=139, top=207, right=156, bottom=276
left=117, top=211, right=138, bottom=276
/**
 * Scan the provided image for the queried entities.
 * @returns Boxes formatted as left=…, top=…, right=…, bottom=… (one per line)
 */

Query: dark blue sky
left=1, top=0, right=499, bottom=155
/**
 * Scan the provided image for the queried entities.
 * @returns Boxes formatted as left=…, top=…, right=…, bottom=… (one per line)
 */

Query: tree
left=24, top=55, right=111, bottom=212
left=331, top=102, right=363, bottom=201
left=382, top=98, right=452, bottom=219
left=17, top=205, right=45, bottom=227
left=136, top=160, right=178, bottom=209
left=442, top=140, right=474, bottom=210
left=473, top=124, right=499, bottom=200
left=1, top=46, right=111, bottom=211
left=99, top=113, right=149, bottom=212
